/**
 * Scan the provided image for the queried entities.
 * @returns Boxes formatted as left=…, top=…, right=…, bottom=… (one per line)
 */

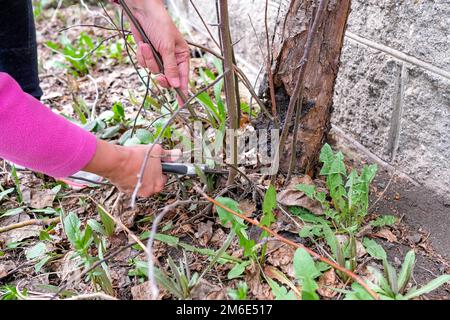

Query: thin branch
left=186, top=40, right=276, bottom=124
left=87, top=74, right=99, bottom=119
left=189, top=0, right=221, bottom=49
left=59, top=24, right=126, bottom=33
left=264, top=0, right=279, bottom=122
left=65, top=292, right=118, bottom=300
left=131, top=75, right=151, bottom=136
left=0, top=217, right=60, bottom=234
left=218, top=0, right=239, bottom=185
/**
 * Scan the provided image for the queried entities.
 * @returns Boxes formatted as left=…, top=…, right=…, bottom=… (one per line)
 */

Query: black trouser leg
left=0, top=0, right=43, bottom=99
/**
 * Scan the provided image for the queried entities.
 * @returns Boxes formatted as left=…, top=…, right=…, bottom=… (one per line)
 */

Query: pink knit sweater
left=0, top=72, right=97, bottom=178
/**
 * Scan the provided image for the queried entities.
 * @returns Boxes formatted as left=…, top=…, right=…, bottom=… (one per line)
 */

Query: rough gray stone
left=394, top=66, right=450, bottom=195
left=348, top=0, right=450, bottom=71
left=332, top=39, right=400, bottom=161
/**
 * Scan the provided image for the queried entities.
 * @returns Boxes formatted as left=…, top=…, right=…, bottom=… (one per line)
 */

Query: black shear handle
left=161, top=163, right=189, bottom=175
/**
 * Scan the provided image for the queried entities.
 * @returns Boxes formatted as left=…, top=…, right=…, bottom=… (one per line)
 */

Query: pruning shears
left=161, top=163, right=228, bottom=176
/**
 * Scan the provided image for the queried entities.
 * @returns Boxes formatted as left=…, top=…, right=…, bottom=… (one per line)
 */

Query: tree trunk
left=270, top=0, right=351, bottom=176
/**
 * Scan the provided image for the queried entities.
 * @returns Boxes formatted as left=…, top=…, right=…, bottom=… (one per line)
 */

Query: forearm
left=0, top=72, right=168, bottom=197
left=0, top=72, right=97, bottom=178
left=82, top=139, right=129, bottom=180
left=115, top=0, right=164, bottom=12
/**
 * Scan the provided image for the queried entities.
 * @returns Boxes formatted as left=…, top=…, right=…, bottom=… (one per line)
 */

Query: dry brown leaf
left=131, top=283, right=151, bottom=300
left=58, top=251, right=83, bottom=291
left=0, top=260, right=16, bottom=279
left=191, top=279, right=224, bottom=300
left=119, top=209, right=140, bottom=229
left=335, top=235, right=367, bottom=258
left=266, top=243, right=295, bottom=278
left=108, top=232, right=130, bottom=261
left=131, top=281, right=159, bottom=300
left=0, top=213, right=41, bottom=244
left=277, top=175, right=323, bottom=215
left=238, top=199, right=256, bottom=217
left=274, top=210, right=305, bottom=233
left=374, top=228, right=397, bottom=243
left=266, top=244, right=295, bottom=267
left=115, top=194, right=141, bottom=228
left=245, top=261, right=274, bottom=300
left=210, top=228, right=226, bottom=245
left=317, top=269, right=338, bottom=298
left=179, top=224, right=195, bottom=235
left=110, top=267, right=131, bottom=288
left=195, top=220, right=213, bottom=246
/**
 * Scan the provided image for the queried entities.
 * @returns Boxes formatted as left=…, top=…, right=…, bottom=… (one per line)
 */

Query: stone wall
left=169, top=0, right=450, bottom=196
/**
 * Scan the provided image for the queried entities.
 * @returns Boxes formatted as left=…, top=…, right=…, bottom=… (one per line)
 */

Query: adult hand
left=83, top=139, right=181, bottom=197
left=125, top=0, right=190, bottom=101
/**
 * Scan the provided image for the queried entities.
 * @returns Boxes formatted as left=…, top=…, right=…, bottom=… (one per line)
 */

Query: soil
left=344, top=153, right=450, bottom=299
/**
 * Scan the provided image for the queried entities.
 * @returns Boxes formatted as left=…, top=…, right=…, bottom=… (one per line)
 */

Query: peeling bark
left=271, top=0, right=351, bottom=175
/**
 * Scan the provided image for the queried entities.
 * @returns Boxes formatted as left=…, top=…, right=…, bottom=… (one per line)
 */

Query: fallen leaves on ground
left=238, top=199, right=256, bottom=217
left=374, top=228, right=398, bottom=243
left=277, top=176, right=323, bottom=215
left=195, top=220, right=214, bottom=246
left=0, top=213, right=41, bottom=244
left=191, top=279, right=226, bottom=300
left=30, top=189, right=56, bottom=209
left=266, top=242, right=295, bottom=278
left=317, top=269, right=338, bottom=298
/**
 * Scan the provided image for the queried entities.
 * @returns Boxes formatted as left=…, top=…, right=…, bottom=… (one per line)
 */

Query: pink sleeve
left=0, top=72, right=97, bottom=178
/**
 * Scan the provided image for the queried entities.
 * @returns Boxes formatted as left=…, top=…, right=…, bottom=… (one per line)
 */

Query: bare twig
left=189, top=0, right=221, bottom=49
left=217, top=0, right=239, bottom=185
left=87, top=74, right=99, bottom=119
left=59, top=24, right=127, bottom=33
left=186, top=40, right=276, bottom=123
left=369, top=173, right=395, bottom=212
left=264, top=0, right=279, bottom=122
left=66, top=292, right=118, bottom=300
left=0, top=217, right=60, bottom=234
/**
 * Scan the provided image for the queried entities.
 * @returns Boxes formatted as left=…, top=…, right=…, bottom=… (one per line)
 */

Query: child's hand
left=83, top=140, right=180, bottom=197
